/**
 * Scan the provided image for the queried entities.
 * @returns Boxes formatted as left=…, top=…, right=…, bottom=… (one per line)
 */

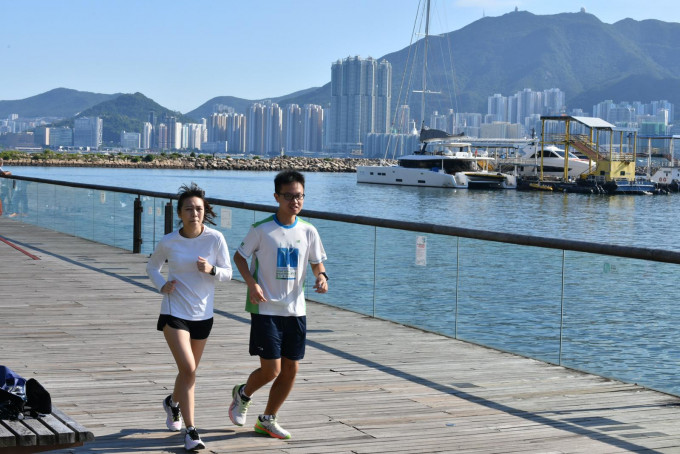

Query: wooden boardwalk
left=2, top=216, right=680, bottom=453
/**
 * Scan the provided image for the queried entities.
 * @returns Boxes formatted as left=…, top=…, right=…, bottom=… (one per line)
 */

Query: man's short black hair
left=274, top=170, right=305, bottom=194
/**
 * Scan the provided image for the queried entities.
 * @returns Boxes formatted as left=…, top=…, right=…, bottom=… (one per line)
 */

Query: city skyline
left=2, top=0, right=680, bottom=113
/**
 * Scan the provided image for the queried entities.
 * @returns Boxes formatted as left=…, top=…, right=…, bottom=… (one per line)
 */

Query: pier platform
left=1, top=217, right=680, bottom=453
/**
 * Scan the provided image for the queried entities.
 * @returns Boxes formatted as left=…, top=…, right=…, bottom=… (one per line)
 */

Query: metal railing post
left=164, top=201, right=174, bottom=235
left=133, top=196, right=143, bottom=253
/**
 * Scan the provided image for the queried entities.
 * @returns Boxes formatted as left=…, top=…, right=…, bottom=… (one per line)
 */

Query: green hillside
left=59, top=93, right=198, bottom=145
left=186, top=87, right=324, bottom=120
left=0, top=88, right=119, bottom=118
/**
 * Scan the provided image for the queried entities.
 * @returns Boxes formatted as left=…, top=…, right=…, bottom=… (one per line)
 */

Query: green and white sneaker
left=254, top=415, right=291, bottom=439
left=228, top=384, right=251, bottom=426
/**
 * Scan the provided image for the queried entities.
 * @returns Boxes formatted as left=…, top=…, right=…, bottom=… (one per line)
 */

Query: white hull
left=357, top=165, right=462, bottom=187
left=650, top=167, right=680, bottom=184
left=511, top=144, right=593, bottom=179
left=356, top=165, right=516, bottom=189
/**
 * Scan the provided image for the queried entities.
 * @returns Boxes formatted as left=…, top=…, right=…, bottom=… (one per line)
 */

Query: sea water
left=9, top=165, right=680, bottom=251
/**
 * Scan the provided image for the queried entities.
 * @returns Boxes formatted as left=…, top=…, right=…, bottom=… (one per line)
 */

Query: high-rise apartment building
left=454, top=113, right=483, bottom=137
left=120, top=131, right=141, bottom=149
left=208, top=112, right=245, bottom=153
left=157, top=123, right=168, bottom=150
left=303, top=104, right=323, bottom=152
left=185, top=124, right=204, bottom=150
left=141, top=122, right=153, bottom=149
left=330, top=56, right=391, bottom=153
left=46, top=126, right=73, bottom=147
left=487, top=94, right=508, bottom=123
left=515, top=88, right=543, bottom=126
left=247, top=103, right=266, bottom=155
left=247, top=102, right=282, bottom=155
left=73, top=117, right=103, bottom=149
left=227, top=114, right=246, bottom=153
left=543, top=88, right=565, bottom=115
left=284, top=104, right=303, bottom=152
left=266, top=103, right=282, bottom=155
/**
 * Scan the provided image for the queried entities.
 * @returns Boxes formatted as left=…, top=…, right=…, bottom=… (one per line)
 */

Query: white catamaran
left=357, top=129, right=517, bottom=189
left=356, top=0, right=516, bottom=190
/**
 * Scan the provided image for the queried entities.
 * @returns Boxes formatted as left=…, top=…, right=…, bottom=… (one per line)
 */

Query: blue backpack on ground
left=0, top=365, right=51, bottom=420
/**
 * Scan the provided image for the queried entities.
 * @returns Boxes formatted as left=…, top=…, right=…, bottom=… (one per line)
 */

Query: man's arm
left=311, top=263, right=328, bottom=294
left=233, top=251, right=267, bottom=303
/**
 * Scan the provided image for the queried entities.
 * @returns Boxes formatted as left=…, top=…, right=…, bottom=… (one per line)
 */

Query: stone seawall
left=6, top=156, right=396, bottom=172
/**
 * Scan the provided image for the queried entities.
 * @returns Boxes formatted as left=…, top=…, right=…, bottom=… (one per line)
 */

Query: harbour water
left=5, top=165, right=680, bottom=396
left=8, top=165, right=680, bottom=252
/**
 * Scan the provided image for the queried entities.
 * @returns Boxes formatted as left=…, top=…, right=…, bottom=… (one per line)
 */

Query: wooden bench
left=0, top=407, right=94, bottom=453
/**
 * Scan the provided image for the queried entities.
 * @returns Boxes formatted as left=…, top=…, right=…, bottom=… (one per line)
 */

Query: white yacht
left=650, top=166, right=680, bottom=185
left=357, top=133, right=517, bottom=189
left=513, top=142, right=593, bottom=179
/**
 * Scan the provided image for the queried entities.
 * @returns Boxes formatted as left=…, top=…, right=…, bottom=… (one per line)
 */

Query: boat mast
left=421, top=0, right=431, bottom=128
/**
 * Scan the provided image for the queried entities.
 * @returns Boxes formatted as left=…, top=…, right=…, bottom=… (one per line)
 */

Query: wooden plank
left=19, top=419, right=55, bottom=447
left=1, top=419, right=36, bottom=447
left=51, top=408, right=94, bottom=442
left=0, top=421, right=17, bottom=448
left=2, top=216, right=680, bottom=453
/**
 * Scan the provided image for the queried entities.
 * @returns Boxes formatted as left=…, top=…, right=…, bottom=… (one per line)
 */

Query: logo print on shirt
left=276, top=247, right=299, bottom=280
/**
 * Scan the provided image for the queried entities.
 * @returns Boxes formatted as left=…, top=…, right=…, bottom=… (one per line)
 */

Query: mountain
left=5, top=11, right=680, bottom=125
left=55, top=93, right=197, bottom=145
left=185, top=86, right=325, bottom=119
left=195, top=11, right=680, bottom=119
left=0, top=88, right=120, bottom=118
left=437, top=11, right=680, bottom=113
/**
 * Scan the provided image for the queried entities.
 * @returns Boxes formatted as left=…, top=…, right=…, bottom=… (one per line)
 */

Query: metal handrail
left=3, top=174, right=680, bottom=264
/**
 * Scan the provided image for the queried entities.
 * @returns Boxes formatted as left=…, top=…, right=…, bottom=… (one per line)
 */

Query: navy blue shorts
left=157, top=314, right=213, bottom=340
left=249, top=314, right=306, bottom=360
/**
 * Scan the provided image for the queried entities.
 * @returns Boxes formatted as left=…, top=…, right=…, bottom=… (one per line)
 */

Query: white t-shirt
left=236, top=214, right=326, bottom=317
left=146, top=225, right=232, bottom=320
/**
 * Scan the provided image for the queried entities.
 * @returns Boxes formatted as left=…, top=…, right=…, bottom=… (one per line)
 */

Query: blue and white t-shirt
left=236, top=214, right=326, bottom=317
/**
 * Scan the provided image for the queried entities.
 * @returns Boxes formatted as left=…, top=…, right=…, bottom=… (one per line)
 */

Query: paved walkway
left=1, top=217, right=680, bottom=453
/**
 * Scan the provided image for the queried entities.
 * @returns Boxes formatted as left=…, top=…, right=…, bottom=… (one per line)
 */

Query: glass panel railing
left=456, top=239, right=564, bottom=364
left=73, top=188, right=96, bottom=242
left=302, top=218, right=376, bottom=316
left=91, top=189, right=119, bottom=249
left=562, top=252, right=680, bottom=396
left=374, top=228, right=458, bottom=334
left=141, top=196, right=173, bottom=255
left=5, top=176, right=680, bottom=397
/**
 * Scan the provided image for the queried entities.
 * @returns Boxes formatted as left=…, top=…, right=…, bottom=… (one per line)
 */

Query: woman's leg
left=164, top=326, right=208, bottom=428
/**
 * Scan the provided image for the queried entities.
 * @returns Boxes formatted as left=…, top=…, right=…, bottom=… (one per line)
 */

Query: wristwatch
left=318, top=271, right=329, bottom=281
left=210, top=266, right=217, bottom=276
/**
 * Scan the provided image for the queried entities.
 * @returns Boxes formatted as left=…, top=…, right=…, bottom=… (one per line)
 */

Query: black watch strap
left=210, top=266, right=217, bottom=276
left=319, top=271, right=329, bottom=280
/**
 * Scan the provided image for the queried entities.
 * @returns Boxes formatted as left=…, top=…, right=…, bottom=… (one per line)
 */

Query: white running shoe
left=228, top=384, right=251, bottom=426
left=254, top=415, right=291, bottom=439
left=163, top=395, right=182, bottom=432
left=184, top=427, right=205, bottom=451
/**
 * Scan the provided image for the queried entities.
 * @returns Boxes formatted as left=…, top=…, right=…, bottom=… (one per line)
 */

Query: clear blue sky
left=1, top=0, right=679, bottom=113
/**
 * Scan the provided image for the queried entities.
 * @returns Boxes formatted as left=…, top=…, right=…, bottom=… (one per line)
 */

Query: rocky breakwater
left=9, top=155, right=396, bottom=172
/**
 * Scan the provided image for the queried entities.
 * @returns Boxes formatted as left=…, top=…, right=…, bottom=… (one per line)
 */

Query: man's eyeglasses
left=278, top=192, right=305, bottom=201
